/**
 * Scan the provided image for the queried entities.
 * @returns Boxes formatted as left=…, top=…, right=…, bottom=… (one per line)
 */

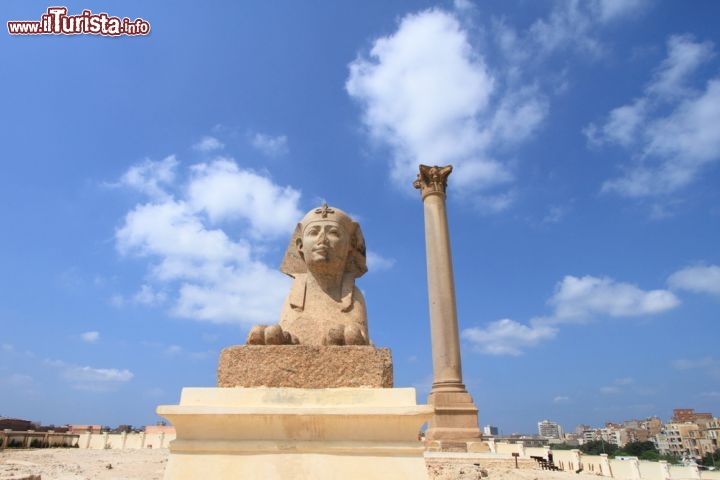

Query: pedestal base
left=425, top=388, right=481, bottom=446
left=217, top=345, right=393, bottom=388
left=157, top=387, right=433, bottom=480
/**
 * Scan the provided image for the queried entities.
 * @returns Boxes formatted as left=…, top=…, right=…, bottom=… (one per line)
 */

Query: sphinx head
left=280, top=204, right=367, bottom=278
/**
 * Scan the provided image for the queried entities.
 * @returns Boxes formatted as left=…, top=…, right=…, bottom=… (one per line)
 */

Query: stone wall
left=490, top=441, right=720, bottom=480
left=0, top=430, right=77, bottom=449
left=75, top=431, right=175, bottom=449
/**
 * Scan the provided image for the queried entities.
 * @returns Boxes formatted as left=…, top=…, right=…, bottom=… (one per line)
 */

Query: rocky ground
left=0, top=448, right=599, bottom=480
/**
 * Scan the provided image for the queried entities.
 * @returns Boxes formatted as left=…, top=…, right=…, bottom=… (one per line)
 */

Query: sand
left=0, top=448, right=600, bottom=480
left=0, top=448, right=167, bottom=480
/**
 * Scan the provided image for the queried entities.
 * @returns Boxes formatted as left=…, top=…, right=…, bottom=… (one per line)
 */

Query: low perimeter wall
left=490, top=441, right=720, bottom=480
left=76, top=431, right=176, bottom=449
left=1, top=430, right=78, bottom=449
left=0, top=430, right=175, bottom=450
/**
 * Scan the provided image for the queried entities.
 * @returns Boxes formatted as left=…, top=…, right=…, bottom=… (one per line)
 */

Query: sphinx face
left=298, top=220, right=350, bottom=274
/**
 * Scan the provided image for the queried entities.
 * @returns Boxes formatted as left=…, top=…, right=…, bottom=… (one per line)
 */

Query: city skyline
left=1, top=0, right=719, bottom=433
left=1, top=405, right=711, bottom=437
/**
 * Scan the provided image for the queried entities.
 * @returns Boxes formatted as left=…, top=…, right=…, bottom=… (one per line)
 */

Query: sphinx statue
left=247, top=204, right=369, bottom=346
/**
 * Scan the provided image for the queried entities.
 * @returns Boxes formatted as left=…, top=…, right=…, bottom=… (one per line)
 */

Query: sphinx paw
left=246, top=325, right=268, bottom=344
left=323, top=324, right=368, bottom=346
left=247, top=324, right=294, bottom=345
left=344, top=324, right=368, bottom=345
left=324, top=325, right=345, bottom=345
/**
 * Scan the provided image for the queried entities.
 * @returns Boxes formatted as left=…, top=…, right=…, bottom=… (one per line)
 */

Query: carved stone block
left=217, top=345, right=393, bottom=388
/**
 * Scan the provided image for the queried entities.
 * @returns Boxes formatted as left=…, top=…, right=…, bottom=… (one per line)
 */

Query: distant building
left=672, top=409, right=713, bottom=423
left=483, top=425, right=499, bottom=436
left=538, top=419, right=564, bottom=439
left=657, top=423, right=697, bottom=457
left=0, top=417, right=36, bottom=431
left=144, top=425, right=176, bottom=435
left=581, top=429, right=598, bottom=444
left=575, top=424, right=592, bottom=435
left=554, top=434, right=580, bottom=446
left=495, top=434, right=548, bottom=447
left=641, top=417, right=663, bottom=437
left=67, top=425, right=102, bottom=434
left=600, top=425, right=626, bottom=447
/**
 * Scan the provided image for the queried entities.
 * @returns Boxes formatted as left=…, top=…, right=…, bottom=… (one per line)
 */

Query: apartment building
left=538, top=419, right=564, bottom=439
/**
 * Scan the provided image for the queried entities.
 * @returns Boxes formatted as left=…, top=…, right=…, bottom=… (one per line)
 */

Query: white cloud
left=171, top=264, right=289, bottom=323
left=117, top=200, right=251, bottom=270
left=250, top=133, right=289, bottom=157
left=462, top=318, right=557, bottom=356
left=528, top=1, right=603, bottom=57
left=80, top=331, right=100, bottom=343
left=465, top=273, right=680, bottom=356
left=595, top=0, right=650, bottom=23
left=489, top=86, right=548, bottom=145
left=115, top=157, right=299, bottom=325
left=587, top=35, right=720, bottom=197
left=187, top=159, right=302, bottom=237
left=648, top=35, right=715, bottom=99
left=525, top=0, right=651, bottom=56
left=115, top=155, right=178, bottom=200
left=672, top=357, right=720, bottom=380
left=132, top=284, right=167, bottom=306
left=599, top=377, right=634, bottom=395
left=64, top=366, right=133, bottom=391
left=453, top=0, right=475, bottom=12
left=366, top=251, right=396, bottom=272
left=347, top=9, right=545, bottom=195
left=193, top=136, right=224, bottom=152
left=672, top=356, right=719, bottom=371
left=547, top=275, right=680, bottom=321
left=542, top=205, right=569, bottom=224
left=494, top=0, right=650, bottom=67
left=553, top=395, right=570, bottom=403
left=475, top=191, right=516, bottom=213
left=668, top=264, right=720, bottom=296
left=585, top=99, right=648, bottom=148
left=50, top=360, right=134, bottom=392
left=163, top=345, right=182, bottom=356
left=65, top=366, right=133, bottom=383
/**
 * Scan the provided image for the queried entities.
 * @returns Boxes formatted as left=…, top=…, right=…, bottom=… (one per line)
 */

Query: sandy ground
left=426, top=457, right=600, bottom=480
left=0, top=449, right=167, bottom=480
left=0, top=448, right=600, bottom=480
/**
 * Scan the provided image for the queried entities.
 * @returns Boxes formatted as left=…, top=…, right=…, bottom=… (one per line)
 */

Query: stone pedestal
left=157, top=387, right=433, bottom=480
left=218, top=345, right=393, bottom=388
left=426, top=389, right=480, bottom=442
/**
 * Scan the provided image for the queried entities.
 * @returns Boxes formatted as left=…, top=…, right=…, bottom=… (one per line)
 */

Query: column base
left=425, top=386, right=481, bottom=445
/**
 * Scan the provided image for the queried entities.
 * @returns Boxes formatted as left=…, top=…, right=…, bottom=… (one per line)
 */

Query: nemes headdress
left=280, top=204, right=367, bottom=278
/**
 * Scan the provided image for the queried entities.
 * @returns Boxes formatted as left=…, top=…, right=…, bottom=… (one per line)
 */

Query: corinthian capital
left=413, top=164, right=453, bottom=199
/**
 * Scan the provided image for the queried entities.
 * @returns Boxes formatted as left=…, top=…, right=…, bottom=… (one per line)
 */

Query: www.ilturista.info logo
left=8, top=7, right=151, bottom=36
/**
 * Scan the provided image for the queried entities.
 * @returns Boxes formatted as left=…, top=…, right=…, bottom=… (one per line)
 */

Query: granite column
left=414, top=164, right=480, bottom=443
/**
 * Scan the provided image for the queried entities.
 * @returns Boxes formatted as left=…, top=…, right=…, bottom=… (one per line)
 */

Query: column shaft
left=422, top=193, right=463, bottom=387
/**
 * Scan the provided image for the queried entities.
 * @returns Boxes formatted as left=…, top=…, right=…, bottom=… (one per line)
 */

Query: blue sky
left=1, top=0, right=719, bottom=435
